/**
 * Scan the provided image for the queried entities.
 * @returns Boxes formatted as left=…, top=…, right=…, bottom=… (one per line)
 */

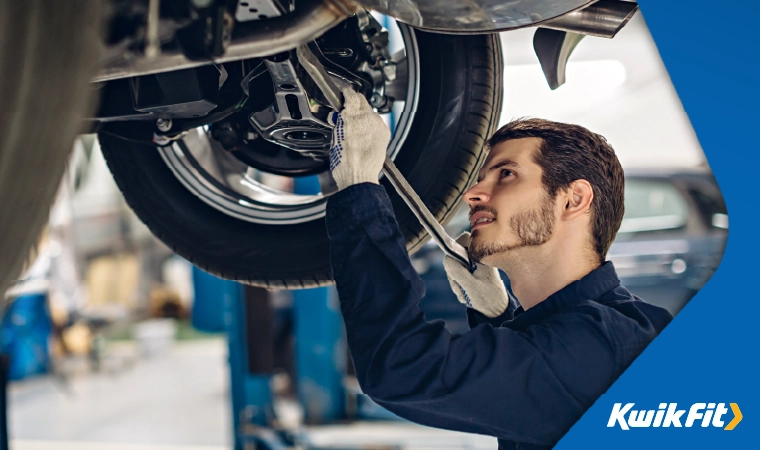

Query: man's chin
left=478, top=253, right=499, bottom=266
left=469, top=240, right=511, bottom=266
left=471, top=236, right=530, bottom=265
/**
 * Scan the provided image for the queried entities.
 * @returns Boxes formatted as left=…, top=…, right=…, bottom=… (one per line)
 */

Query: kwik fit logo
left=608, top=403, right=742, bottom=430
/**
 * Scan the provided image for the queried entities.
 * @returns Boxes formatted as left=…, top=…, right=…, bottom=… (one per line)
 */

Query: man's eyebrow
left=477, top=159, right=519, bottom=182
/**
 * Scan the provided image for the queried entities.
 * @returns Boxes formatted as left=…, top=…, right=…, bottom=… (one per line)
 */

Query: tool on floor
left=297, top=44, right=473, bottom=271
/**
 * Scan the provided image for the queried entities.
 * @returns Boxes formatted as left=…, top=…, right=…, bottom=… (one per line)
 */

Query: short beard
left=469, top=193, right=556, bottom=264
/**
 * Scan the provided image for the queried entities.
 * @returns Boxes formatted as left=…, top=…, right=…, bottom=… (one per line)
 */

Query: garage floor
left=7, top=339, right=496, bottom=450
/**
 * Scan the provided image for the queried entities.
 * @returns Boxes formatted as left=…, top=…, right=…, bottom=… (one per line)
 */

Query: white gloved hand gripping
left=328, top=88, right=391, bottom=191
left=443, top=232, right=511, bottom=318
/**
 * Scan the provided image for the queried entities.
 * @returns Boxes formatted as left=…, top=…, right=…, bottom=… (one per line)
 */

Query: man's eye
left=500, top=169, right=513, bottom=178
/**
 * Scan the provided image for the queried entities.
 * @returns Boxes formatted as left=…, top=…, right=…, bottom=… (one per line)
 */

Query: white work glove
left=443, top=232, right=511, bottom=318
left=328, top=88, right=391, bottom=190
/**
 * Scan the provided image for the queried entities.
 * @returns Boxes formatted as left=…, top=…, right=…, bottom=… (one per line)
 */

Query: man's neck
left=500, top=246, right=600, bottom=310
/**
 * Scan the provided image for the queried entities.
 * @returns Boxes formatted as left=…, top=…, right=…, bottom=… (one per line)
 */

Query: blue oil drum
left=0, top=292, right=51, bottom=381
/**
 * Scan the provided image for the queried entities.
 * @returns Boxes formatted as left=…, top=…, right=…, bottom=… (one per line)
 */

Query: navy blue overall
left=326, top=184, right=672, bottom=449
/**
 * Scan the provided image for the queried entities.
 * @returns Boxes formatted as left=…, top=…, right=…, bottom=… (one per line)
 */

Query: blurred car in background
left=413, top=168, right=727, bottom=329
left=607, top=168, right=727, bottom=313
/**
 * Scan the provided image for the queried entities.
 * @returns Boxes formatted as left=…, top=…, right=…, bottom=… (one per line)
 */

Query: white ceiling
left=498, top=13, right=706, bottom=169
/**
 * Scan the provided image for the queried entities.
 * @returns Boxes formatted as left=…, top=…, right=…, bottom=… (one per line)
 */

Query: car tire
left=0, top=0, right=100, bottom=291
left=98, top=30, right=503, bottom=288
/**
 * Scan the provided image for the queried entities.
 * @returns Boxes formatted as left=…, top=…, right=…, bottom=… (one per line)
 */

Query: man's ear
left=561, top=179, right=594, bottom=220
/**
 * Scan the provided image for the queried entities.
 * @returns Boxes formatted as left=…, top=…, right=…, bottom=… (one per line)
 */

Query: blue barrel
left=0, top=293, right=52, bottom=381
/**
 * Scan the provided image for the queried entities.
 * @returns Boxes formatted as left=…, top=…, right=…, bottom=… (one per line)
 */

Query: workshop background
left=2, top=12, right=726, bottom=450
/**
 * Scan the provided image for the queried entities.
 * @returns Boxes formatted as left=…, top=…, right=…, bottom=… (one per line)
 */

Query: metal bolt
left=370, top=93, right=386, bottom=108
left=156, top=118, right=172, bottom=132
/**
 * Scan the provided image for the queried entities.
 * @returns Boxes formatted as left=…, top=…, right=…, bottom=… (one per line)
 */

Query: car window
left=618, top=179, right=689, bottom=233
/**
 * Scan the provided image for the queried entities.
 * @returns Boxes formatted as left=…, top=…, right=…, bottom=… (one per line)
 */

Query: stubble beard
left=469, top=193, right=556, bottom=264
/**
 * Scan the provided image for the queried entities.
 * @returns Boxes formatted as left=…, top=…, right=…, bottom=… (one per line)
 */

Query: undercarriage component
left=247, top=34, right=396, bottom=156
left=97, top=29, right=502, bottom=286
left=92, top=7, right=405, bottom=165
left=132, top=66, right=221, bottom=117
left=175, top=1, right=234, bottom=59
left=357, top=0, right=637, bottom=38
left=533, top=29, right=585, bottom=90
left=95, top=0, right=356, bottom=82
left=234, top=0, right=289, bottom=22
left=231, top=140, right=329, bottom=176
left=541, top=0, right=639, bottom=39
left=532, top=0, right=638, bottom=89
left=93, top=65, right=228, bottom=122
left=352, top=10, right=396, bottom=112
left=247, top=12, right=398, bottom=157
left=209, top=114, right=329, bottom=176
left=355, top=0, right=595, bottom=33
left=248, top=56, right=334, bottom=154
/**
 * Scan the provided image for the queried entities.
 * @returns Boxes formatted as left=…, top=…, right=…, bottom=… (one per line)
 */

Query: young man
left=325, top=89, right=672, bottom=449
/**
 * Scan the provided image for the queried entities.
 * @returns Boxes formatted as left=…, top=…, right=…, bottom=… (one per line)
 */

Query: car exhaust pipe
left=541, top=0, right=639, bottom=39
left=93, top=0, right=356, bottom=83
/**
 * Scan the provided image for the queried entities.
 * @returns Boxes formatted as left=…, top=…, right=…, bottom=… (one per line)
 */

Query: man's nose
left=464, top=182, right=490, bottom=206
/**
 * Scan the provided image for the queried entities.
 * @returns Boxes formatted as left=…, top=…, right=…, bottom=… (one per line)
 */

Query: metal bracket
left=533, top=28, right=586, bottom=90
left=533, top=0, right=639, bottom=89
left=248, top=57, right=333, bottom=154
left=235, top=0, right=284, bottom=22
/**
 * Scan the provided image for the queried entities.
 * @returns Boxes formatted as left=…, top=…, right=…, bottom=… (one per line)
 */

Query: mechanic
left=325, top=89, right=673, bottom=449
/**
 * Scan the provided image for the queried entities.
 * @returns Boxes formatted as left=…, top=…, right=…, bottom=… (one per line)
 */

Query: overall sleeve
left=326, top=183, right=617, bottom=446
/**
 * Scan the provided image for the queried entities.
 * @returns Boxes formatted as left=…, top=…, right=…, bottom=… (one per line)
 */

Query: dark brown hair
left=487, top=118, right=625, bottom=262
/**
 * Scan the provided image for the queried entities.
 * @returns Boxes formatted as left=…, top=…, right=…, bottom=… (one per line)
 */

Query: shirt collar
left=510, top=261, right=621, bottom=325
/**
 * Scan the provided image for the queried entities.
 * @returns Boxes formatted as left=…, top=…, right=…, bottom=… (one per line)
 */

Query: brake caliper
left=353, top=9, right=397, bottom=113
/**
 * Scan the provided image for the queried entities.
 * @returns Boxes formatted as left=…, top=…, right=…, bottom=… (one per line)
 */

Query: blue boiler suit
left=325, top=183, right=673, bottom=449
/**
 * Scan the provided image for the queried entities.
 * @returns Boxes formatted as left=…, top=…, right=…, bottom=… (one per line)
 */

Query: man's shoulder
left=597, top=284, right=673, bottom=331
left=510, top=287, right=673, bottom=413
left=546, top=285, right=672, bottom=357
left=558, top=285, right=671, bottom=330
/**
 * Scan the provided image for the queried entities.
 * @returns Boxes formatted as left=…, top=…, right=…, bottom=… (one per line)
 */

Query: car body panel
left=356, top=0, right=594, bottom=34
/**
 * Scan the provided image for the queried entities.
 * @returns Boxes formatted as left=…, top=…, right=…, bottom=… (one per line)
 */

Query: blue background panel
left=558, top=1, right=757, bottom=448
